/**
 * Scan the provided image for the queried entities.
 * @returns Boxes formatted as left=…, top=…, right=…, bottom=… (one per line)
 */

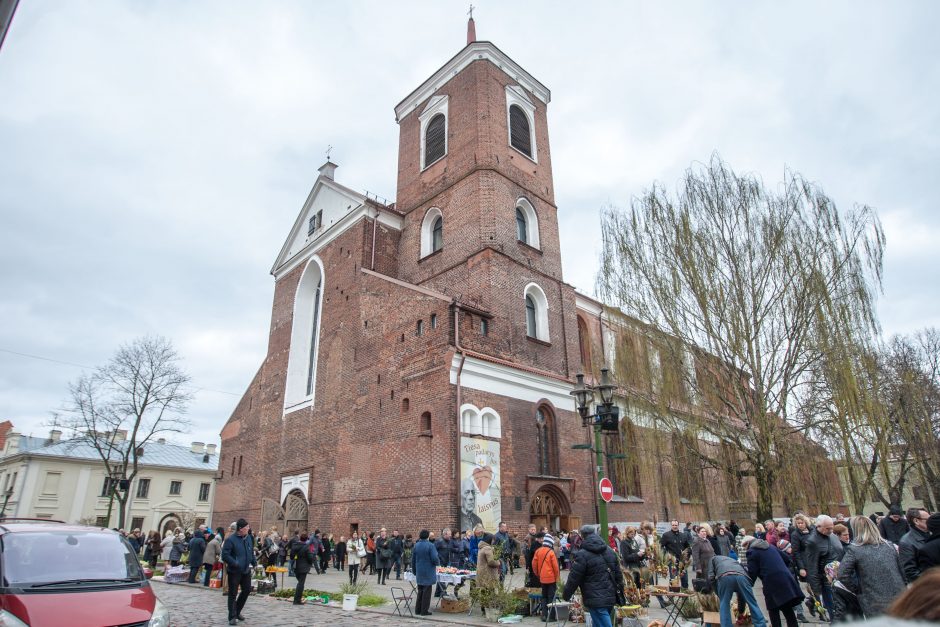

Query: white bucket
left=342, top=594, right=359, bottom=611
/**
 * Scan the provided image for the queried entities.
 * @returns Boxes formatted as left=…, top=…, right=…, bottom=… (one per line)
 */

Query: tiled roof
left=12, top=437, right=218, bottom=471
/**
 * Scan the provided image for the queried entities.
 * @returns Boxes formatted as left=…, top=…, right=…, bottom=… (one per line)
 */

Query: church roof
left=6, top=437, right=219, bottom=471
left=394, top=40, right=551, bottom=122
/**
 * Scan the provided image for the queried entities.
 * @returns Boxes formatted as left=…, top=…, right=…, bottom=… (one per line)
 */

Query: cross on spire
left=325, top=145, right=333, bottom=161
left=466, top=4, right=477, bottom=44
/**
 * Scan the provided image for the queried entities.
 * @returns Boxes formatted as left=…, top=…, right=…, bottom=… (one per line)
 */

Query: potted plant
left=339, top=581, right=366, bottom=611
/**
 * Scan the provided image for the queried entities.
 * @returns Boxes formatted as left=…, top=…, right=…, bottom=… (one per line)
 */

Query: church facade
left=213, top=26, right=844, bottom=535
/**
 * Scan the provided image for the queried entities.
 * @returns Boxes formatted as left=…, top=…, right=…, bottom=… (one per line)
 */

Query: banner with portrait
left=459, top=437, right=501, bottom=533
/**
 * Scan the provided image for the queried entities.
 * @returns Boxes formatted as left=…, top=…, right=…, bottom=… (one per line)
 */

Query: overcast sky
left=1, top=1, right=937, bottom=447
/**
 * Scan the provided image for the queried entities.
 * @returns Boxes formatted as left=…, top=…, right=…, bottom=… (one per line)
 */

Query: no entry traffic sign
left=599, top=477, right=613, bottom=502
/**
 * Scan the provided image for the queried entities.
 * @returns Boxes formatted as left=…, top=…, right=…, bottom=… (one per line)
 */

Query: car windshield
left=2, top=530, right=144, bottom=587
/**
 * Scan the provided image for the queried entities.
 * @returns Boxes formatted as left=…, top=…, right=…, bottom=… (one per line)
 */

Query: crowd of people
left=613, top=507, right=940, bottom=626
left=113, top=503, right=940, bottom=626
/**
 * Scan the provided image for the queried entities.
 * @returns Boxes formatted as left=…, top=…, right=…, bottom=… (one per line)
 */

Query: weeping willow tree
left=596, top=155, right=884, bottom=521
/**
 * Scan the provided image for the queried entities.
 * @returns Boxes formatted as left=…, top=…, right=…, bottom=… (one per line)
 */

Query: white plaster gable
left=281, top=473, right=309, bottom=504
left=271, top=177, right=367, bottom=274
left=506, top=84, right=534, bottom=107
left=271, top=175, right=403, bottom=280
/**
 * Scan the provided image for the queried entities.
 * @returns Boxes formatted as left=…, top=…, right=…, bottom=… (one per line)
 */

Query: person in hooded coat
left=187, top=531, right=207, bottom=584
left=562, top=526, right=624, bottom=627
left=745, top=536, right=804, bottom=627
left=878, top=505, right=910, bottom=544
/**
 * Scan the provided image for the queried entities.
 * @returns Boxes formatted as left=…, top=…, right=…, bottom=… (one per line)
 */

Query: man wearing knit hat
left=221, top=518, right=256, bottom=625
left=879, top=504, right=909, bottom=544
left=532, top=534, right=560, bottom=622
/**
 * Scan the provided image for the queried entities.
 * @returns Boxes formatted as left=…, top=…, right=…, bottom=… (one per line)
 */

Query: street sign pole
left=594, top=420, right=609, bottom=543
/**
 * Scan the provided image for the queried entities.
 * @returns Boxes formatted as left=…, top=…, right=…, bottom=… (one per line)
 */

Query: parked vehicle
left=0, top=518, right=168, bottom=626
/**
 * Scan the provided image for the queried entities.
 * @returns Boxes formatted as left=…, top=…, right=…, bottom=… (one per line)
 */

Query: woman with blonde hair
left=837, top=516, right=906, bottom=618
left=754, top=522, right=766, bottom=540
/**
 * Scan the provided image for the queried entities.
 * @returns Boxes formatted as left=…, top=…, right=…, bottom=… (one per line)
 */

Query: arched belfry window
left=284, top=257, right=325, bottom=411
left=514, top=197, right=540, bottom=249
left=505, top=85, right=538, bottom=163
left=536, top=406, right=557, bottom=475
left=419, top=95, right=448, bottom=170
left=425, top=114, right=446, bottom=165
left=509, top=105, right=532, bottom=157
left=524, top=282, right=550, bottom=342
left=420, top=207, right=444, bottom=258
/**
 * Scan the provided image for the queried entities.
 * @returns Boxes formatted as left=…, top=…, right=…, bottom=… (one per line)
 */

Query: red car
left=0, top=519, right=168, bottom=627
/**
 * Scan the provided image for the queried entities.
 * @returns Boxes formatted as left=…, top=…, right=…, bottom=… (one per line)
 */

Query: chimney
left=5, top=432, right=20, bottom=455
left=318, top=160, right=338, bottom=181
left=49, top=430, right=61, bottom=443
left=190, top=441, right=205, bottom=454
left=206, top=444, right=217, bottom=455
left=111, top=430, right=127, bottom=443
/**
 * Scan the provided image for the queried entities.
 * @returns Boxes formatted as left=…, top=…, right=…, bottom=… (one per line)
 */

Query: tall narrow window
left=526, top=296, right=537, bottom=337
left=516, top=207, right=527, bottom=243
left=432, top=216, right=443, bottom=252
left=285, top=257, right=325, bottom=410
left=305, top=278, right=322, bottom=396
left=524, top=283, right=550, bottom=342
left=425, top=113, right=446, bottom=166
left=509, top=105, right=532, bottom=157
left=535, top=407, right=556, bottom=475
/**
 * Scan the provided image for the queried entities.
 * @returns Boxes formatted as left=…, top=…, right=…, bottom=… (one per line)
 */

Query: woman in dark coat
left=411, top=530, right=439, bottom=616
left=290, top=533, right=315, bottom=605
left=746, top=537, right=804, bottom=627
left=374, top=528, right=392, bottom=585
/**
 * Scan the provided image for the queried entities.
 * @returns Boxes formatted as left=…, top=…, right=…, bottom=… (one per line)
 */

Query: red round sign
left=599, top=477, right=614, bottom=503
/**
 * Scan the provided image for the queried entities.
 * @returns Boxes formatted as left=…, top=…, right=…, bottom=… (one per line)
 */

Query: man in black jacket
left=898, top=507, right=931, bottom=582
left=290, top=533, right=315, bottom=605
left=879, top=504, right=910, bottom=543
left=390, top=529, right=405, bottom=580
left=802, top=515, right=844, bottom=619
left=660, top=520, right=691, bottom=587
left=563, top=526, right=623, bottom=627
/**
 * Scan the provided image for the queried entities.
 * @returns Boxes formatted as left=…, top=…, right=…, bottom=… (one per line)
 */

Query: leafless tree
left=64, top=336, right=192, bottom=528
left=597, top=154, right=884, bottom=520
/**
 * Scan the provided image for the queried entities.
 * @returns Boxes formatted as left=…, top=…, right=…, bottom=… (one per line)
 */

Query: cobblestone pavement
left=153, top=563, right=803, bottom=627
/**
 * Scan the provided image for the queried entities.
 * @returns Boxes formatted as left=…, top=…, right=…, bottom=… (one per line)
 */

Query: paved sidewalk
left=154, top=564, right=815, bottom=627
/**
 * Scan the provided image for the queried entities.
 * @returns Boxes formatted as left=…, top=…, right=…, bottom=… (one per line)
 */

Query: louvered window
left=509, top=105, right=532, bottom=157
left=516, top=207, right=527, bottom=243
left=425, top=113, right=446, bottom=166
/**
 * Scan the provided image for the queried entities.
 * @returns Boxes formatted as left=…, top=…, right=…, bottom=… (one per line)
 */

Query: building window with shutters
left=420, top=207, right=444, bottom=258
left=418, top=95, right=448, bottom=170
left=505, top=85, right=538, bottom=163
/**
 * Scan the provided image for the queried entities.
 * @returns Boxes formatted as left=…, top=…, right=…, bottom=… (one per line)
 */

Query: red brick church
left=213, top=20, right=843, bottom=535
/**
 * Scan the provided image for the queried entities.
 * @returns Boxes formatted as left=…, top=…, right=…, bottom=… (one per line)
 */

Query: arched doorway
left=530, top=485, right=576, bottom=532
left=283, top=490, right=308, bottom=535
left=158, top=513, right=181, bottom=536
left=259, top=497, right=285, bottom=536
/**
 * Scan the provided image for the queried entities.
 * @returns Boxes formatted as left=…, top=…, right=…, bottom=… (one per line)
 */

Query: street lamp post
left=570, top=367, right=620, bottom=544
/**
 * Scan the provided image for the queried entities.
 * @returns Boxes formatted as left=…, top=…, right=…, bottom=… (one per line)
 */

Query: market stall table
left=265, top=566, right=288, bottom=590
left=649, top=590, right=691, bottom=627
left=403, top=570, right=476, bottom=605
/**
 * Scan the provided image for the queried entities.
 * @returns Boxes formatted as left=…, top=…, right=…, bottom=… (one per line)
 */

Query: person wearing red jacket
left=532, top=534, right=561, bottom=622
